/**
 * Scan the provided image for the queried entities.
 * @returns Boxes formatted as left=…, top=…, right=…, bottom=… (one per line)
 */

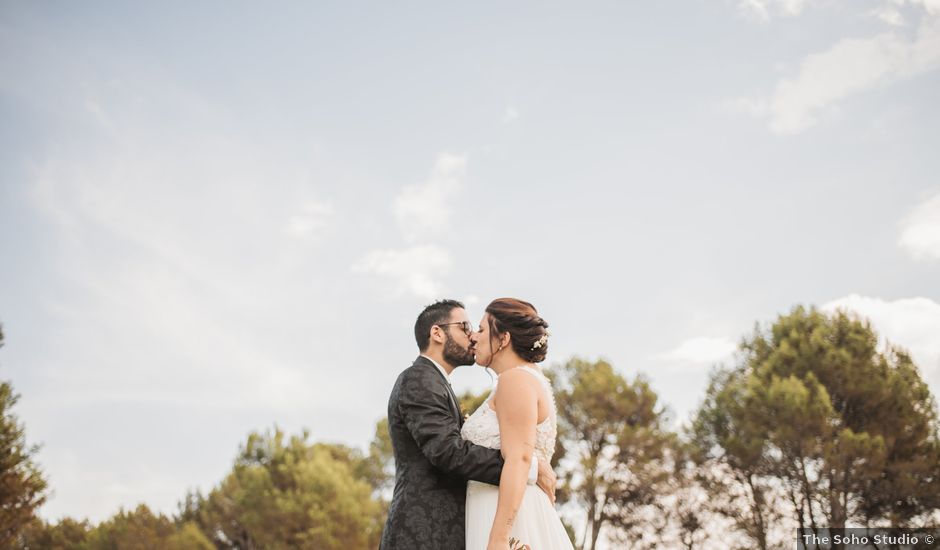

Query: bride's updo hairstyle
left=485, top=298, right=550, bottom=363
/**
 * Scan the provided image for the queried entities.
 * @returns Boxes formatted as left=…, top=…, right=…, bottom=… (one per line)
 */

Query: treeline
left=3, top=306, right=940, bottom=549
left=12, top=426, right=394, bottom=549
left=548, top=307, right=940, bottom=549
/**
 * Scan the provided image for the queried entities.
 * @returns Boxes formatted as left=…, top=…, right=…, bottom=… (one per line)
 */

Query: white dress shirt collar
left=421, top=354, right=451, bottom=384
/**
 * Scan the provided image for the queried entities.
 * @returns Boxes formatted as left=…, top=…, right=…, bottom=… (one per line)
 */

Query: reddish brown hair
left=485, top=298, right=550, bottom=363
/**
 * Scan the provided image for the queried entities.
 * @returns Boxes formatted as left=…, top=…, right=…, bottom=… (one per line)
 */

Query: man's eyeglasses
left=436, top=321, right=474, bottom=336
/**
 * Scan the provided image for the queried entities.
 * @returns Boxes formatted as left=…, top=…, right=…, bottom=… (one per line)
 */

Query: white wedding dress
left=461, top=365, right=575, bottom=550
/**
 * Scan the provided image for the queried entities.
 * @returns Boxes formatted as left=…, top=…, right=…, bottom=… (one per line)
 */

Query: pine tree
left=189, top=427, right=385, bottom=549
left=692, top=306, right=940, bottom=547
left=0, top=325, right=49, bottom=548
left=550, top=358, right=676, bottom=550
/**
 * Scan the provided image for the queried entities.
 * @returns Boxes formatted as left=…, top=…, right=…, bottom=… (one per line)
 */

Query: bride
left=462, top=298, right=574, bottom=550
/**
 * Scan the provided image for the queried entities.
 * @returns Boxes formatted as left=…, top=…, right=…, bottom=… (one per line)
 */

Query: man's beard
left=442, top=333, right=475, bottom=367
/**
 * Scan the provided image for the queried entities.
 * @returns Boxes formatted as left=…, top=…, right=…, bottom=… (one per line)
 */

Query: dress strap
left=515, top=364, right=543, bottom=378
left=514, top=365, right=551, bottom=388
left=496, top=365, right=551, bottom=393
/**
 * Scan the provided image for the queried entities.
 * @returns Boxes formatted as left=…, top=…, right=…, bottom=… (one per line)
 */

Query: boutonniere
left=509, top=537, right=531, bottom=549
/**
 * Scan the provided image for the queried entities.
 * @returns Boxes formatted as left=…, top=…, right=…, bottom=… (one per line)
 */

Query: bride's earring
left=494, top=335, right=508, bottom=355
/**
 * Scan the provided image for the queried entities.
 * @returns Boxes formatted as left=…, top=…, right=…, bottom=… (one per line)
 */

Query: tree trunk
left=589, top=496, right=606, bottom=550
left=745, top=474, right=769, bottom=550
left=580, top=505, right=592, bottom=550
left=800, top=457, right=820, bottom=539
left=787, top=475, right=806, bottom=541
left=828, top=467, right=846, bottom=550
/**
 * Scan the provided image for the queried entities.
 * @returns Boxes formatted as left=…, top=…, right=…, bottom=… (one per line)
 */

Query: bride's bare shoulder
left=493, top=368, right=540, bottom=403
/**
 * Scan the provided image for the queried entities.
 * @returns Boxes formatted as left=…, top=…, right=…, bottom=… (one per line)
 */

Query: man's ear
left=430, top=326, right=445, bottom=345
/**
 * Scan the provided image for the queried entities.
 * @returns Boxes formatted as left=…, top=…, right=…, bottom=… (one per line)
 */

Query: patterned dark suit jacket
left=379, top=356, right=504, bottom=550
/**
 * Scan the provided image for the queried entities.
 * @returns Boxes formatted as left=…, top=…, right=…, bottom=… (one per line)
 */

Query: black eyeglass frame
left=436, top=321, right=474, bottom=336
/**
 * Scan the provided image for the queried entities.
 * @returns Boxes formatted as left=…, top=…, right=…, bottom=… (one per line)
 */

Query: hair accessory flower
left=531, top=331, right=551, bottom=350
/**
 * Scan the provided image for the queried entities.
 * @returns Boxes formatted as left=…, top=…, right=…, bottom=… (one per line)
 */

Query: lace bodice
left=460, top=365, right=557, bottom=464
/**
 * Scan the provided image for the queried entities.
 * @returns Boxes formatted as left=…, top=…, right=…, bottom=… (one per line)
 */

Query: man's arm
left=399, top=371, right=503, bottom=485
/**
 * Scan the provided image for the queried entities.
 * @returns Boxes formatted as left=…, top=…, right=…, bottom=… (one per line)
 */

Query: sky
left=1, top=0, right=939, bottom=525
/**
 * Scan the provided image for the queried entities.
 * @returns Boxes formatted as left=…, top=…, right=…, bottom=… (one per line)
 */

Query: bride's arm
left=488, top=369, right=539, bottom=548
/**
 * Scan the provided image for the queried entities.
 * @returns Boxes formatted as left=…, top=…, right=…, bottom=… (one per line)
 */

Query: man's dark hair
left=414, top=299, right=465, bottom=351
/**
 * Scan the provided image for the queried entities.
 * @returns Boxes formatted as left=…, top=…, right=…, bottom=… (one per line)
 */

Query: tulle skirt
left=466, top=480, right=575, bottom=550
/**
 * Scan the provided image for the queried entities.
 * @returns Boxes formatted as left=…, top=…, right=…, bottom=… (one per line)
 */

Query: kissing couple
left=380, top=298, right=574, bottom=550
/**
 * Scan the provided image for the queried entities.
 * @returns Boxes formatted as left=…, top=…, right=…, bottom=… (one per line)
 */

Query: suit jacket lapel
left=414, top=356, right=462, bottom=424
left=446, top=380, right=463, bottom=427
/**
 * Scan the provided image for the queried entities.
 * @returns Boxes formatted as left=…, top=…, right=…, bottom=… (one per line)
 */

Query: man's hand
left=535, top=458, right=557, bottom=504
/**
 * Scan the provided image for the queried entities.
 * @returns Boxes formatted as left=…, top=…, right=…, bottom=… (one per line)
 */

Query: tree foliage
left=458, top=388, right=492, bottom=418
left=550, top=358, right=677, bottom=550
left=365, top=417, right=394, bottom=495
left=691, top=306, right=940, bottom=548
left=18, top=506, right=212, bottom=549
left=18, top=517, right=91, bottom=549
left=6, top=305, right=939, bottom=549
left=83, top=504, right=212, bottom=550
left=0, top=325, right=49, bottom=548
left=185, top=427, right=385, bottom=549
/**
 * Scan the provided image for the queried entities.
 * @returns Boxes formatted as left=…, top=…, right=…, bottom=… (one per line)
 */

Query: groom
left=380, top=299, right=556, bottom=550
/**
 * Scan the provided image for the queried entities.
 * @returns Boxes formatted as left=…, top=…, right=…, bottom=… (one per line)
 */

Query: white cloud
left=738, top=0, right=813, bottom=20
left=357, top=153, right=468, bottom=299
left=822, top=294, right=940, bottom=391
left=870, top=6, right=907, bottom=27
left=724, top=96, right=769, bottom=117
left=658, top=336, right=738, bottom=364
left=393, top=152, right=467, bottom=243
left=21, top=73, right=361, bottom=521
left=502, top=106, right=520, bottom=124
left=284, top=200, right=334, bottom=240
left=911, top=0, right=940, bottom=16
left=352, top=245, right=453, bottom=300
left=25, top=73, right=347, bottom=413
left=733, top=2, right=940, bottom=134
left=899, top=192, right=940, bottom=261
